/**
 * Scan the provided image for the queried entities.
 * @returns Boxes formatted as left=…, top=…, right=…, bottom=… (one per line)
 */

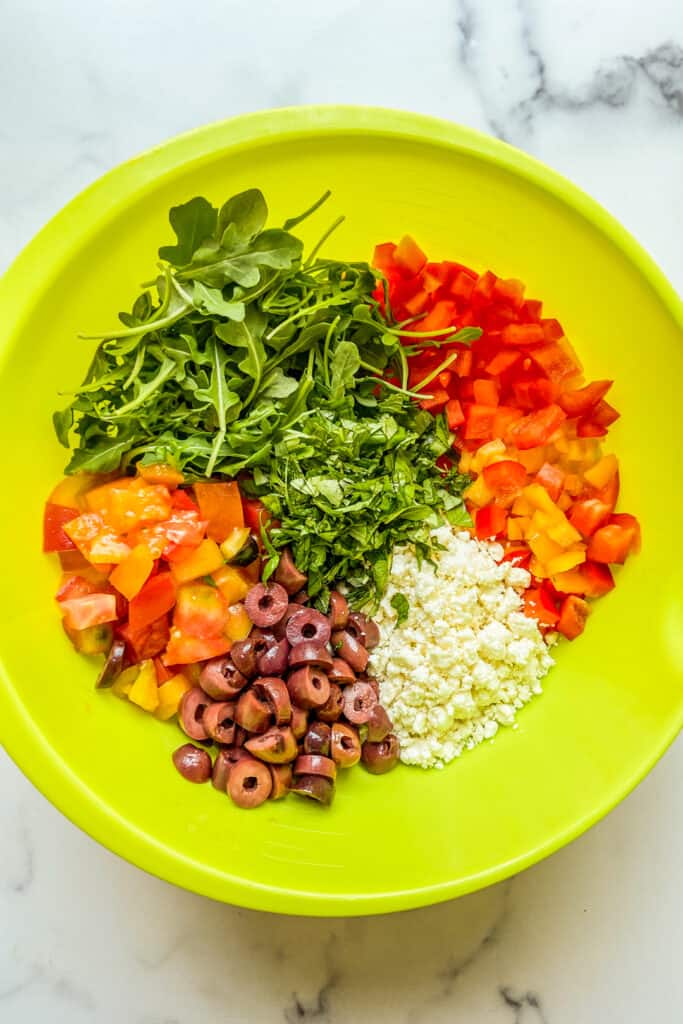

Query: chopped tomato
left=58, top=549, right=93, bottom=572
left=242, top=498, right=269, bottom=536
left=118, top=614, right=170, bottom=661
left=60, top=593, right=118, bottom=631
left=193, top=481, right=244, bottom=543
left=557, top=595, right=590, bottom=640
left=482, top=460, right=526, bottom=500
left=506, top=404, right=566, bottom=450
left=471, top=271, right=497, bottom=306
left=475, top=505, right=507, bottom=540
left=129, top=573, right=176, bottom=632
left=43, top=503, right=79, bottom=552
left=586, top=524, right=636, bottom=564
left=568, top=499, right=612, bottom=538
left=171, top=489, right=201, bottom=513
left=64, top=513, right=131, bottom=565
left=174, top=583, right=229, bottom=639
left=372, top=242, right=397, bottom=272
left=135, top=509, right=206, bottom=558
left=558, top=380, right=612, bottom=417
left=492, top=406, right=523, bottom=437
left=595, top=471, right=620, bottom=513
left=163, top=627, right=231, bottom=666
left=535, top=462, right=564, bottom=502
left=85, top=478, right=172, bottom=534
left=56, top=573, right=102, bottom=602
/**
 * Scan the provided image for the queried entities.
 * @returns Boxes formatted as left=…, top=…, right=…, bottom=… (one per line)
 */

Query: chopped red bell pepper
left=473, top=379, right=499, bottom=406
left=394, top=235, right=427, bottom=276
left=501, top=324, right=545, bottom=347
left=568, top=499, right=612, bottom=538
left=505, top=404, right=566, bottom=449
left=475, top=505, right=508, bottom=540
left=493, top=278, right=525, bottom=309
left=499, top=546, right=532, bottom=570
left=581, top=561, right=615, bottom=597
left=531, top=343, right=578, bottom=384
left=558, top=380, right=612, bottom=417
left=118, top=614, right=170, bottom=661
left=482, top=460, right=527, bottom=499
left=419, top=386, right=450, bottom=412
left=535, top=462, right=565, bottom=502
left=445, top=399, right=465, bottom=429
left=512, top=378, right=557, bottom=410
left=463, top=404, right=498, bottom=442
left=608, top=513, right=641, bottom=554
left=486, top=349, right=522, bottom=376
left=586, top=524, right=636, bottom=564
left=523, top=587, right=559, bottom=627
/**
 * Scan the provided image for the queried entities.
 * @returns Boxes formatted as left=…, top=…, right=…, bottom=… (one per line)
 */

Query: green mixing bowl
left=0, top=107, right=681, bottom=916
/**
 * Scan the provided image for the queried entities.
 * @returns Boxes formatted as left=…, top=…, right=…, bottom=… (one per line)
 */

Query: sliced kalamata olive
left=366, top=704, right=392, bottom=742
left=95, top=638, right=127, bottom=689
left=316, top=683, right=344, bottom=723
left=229, top=638, right=259, bottom=678
left=199, top=657, right=247, bottom=699
left=244, top=582, right=289, bottom=628
left=285, top=608, right=332, bottom=647
left=271, top=603, right=303, bottom=640
left=328, top=590, right=349, bottom=630
left=346, top=612, right=380, bottom=650
left=328, top=658, right=355, bottom=685
left=269, top=763, right=293, bottom=800
left=252, top=676, right=292, bottom=725
left=273, top=547, right=308, bottom=595
left=233, top=725, right=248, bottom=747
left=342, top=681, right=378, bottom=725
left=288, top=640, right=334, bottom=671
left=330, top=722, right=361, bottom=767
left=202, top=701, right=237, bottom=745
left=234, top=689, right=272, bottom=734
left=228, top=756, right=273, bottom=808
left=245, top=726, right=297, bottom=764
left=256, top=637, right=290, bottom=677
left=173, top=744, right=212, bottom=783
left=179, top=687, right=211, bottom=741
left=227, top=534, right=259, bottom=566
left=287, top=666, right=330, bottom=710
left=303, top=721, right=331, bottom=756
left=358, top=673, right=380, bottom=698
left=331, top=630, right=369, bottom=672
left=294, top=754, right=336, bottom=780
left=362, top=734, right=400, bottom=774
left=290, top=705, right=309, bottom=739
left=291, top=773, right=335, bottom=806
left=211, top=749, right=234, bottom=791
left=292, top=590, right=309, bottom=605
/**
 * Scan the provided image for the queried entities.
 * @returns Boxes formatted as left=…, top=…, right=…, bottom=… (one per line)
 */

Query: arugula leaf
left=192, top=282, right=245, bottom=321
left=217, top=188, right=268, bottom=244
left=330, top=340, right=360, bottom=401
left=53, top=408, right=72, bottom=447
left=158, top=197, right=217, bottom=267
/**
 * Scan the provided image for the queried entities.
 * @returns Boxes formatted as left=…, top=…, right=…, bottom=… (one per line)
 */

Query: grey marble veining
left=1, top=0, right=682, bottom=1020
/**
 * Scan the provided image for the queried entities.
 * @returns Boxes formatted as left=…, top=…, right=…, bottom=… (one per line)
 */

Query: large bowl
left=0, top=107, right=681, bottom=916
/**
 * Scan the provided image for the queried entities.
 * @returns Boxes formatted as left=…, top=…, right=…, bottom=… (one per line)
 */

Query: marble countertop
left=1, top=0, right=682, bottom=1020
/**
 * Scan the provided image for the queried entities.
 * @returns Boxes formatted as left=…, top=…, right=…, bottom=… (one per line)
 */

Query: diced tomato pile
left=373, top=237, right=641, bottom=641
left=43, top=466, right=261, bottom=719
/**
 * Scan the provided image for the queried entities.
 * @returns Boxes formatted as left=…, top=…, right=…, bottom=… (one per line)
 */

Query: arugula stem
left=413, top=350, right=462, bottom=393
left=304, top=216, right=345, bottom=268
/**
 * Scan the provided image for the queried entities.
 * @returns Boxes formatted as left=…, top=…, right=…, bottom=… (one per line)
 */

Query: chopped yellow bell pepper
left=557, top=492, right=573, bottom=511
left=213, top=564, right=251, bottom=604
left=171, top=539, right=224, bottom=584
left=225, top=602, right=252, bottom=641
left=513, top=447, right=547, bottom=473
left=464, top=474, right=494, bottom=508
left=128, top=659, right=159, bottom=712
left=546, top=516, right=583, bottom=547
left=471, top=438, right=506, bottom=474
left=506, top=517, right=527, bottom=541
left=154, top=673, right=192, bottom=721
left=219, top=527, right=251, bottom=561
left=522, top=483, right=561, bottom=516
left=545, top=547, right=586, bottom=575
left=584, top=453, right=618, bottom=489
left=111, top=665, right=140, bottom=699
left=511, top=495, right=535, bottom=517
left=527, top=532, right=564, bottom=565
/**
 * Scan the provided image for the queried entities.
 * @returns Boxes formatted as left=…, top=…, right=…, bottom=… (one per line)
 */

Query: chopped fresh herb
left=390, top=593, right=410, bottom=627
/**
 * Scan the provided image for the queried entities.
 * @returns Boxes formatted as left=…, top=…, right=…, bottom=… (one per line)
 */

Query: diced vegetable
left=60, top=593, right=118, bottom=631
left=129, top=573, right=176, bottom=632
left=557, top=595, right=590, bottom=640
left=43, top=503, right=79, bottom=552
left=128, top=659, right=159, bottom=712
left=194, top=482, right=244, bottom=543
left=170, top=539, right=224, bottom=584
left=109, top=544, right=154, bottom=600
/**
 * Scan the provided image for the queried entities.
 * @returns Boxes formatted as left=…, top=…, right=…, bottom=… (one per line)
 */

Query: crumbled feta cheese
left=370, top=528, right=553, bottom=769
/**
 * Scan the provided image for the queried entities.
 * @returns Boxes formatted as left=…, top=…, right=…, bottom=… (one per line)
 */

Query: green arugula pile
left=54, top=188, right=478, bottom=608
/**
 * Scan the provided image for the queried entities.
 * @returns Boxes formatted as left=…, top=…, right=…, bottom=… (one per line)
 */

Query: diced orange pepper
left=506, top=517, right=528, bottom=541
left=557, top=595, right=590, bottom=640
left=49, top=474, right=102, bottom=510
left=137, top=463, right=185, bottom=487
left=546, top=514, right=582, bottom=548
left=213, top=565, right=251, bottom=604
left=194, top=482, right=245, bottom=543
left=109, top=543, right=154, bottom=600
left=527, top=532, right=564, bottom=565
left=545, top=548, right=586, bottom=575
left=394, top=235, right=427, bottom=275
left=171, top=539, right=224, bottom=583
left=584, top=454, right=618, bottom=490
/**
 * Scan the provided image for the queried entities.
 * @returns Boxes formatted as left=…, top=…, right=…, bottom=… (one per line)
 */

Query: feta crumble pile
left=369, top=527, right=554, bottom=769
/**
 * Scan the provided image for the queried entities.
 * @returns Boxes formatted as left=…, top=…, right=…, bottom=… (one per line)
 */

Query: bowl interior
left=0, top=109, right=681, bottom=915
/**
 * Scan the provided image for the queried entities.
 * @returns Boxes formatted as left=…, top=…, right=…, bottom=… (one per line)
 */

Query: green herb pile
left=54, top=188, right=477, bottom=608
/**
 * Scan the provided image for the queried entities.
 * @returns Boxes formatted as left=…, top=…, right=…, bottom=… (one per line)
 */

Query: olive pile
left=171, top=552, right=400, bottom=809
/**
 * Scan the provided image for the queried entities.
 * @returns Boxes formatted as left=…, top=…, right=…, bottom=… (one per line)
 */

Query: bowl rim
left=0, top=105, right=681, bottom=916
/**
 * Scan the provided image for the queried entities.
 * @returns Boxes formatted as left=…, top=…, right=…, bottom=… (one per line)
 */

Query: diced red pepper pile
left=373, top=237, right=641, bottom=641
left=43, top=466, right=264, bottom=718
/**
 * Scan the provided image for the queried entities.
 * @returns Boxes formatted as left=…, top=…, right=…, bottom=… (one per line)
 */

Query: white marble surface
left=1, top=0, right=682, bottom=1020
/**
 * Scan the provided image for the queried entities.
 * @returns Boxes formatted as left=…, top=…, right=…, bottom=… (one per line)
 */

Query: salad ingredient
left=268, top=764, right=293, bottom=800
left=330, top=722, right=362, bottom=767
left=285, top=609, right=332, bottom=648
left=286, top=666, right=330, bottom=709
left=172, top=744, right=212, bottom=783
left=291, top=773, right=335, bottom=806
left=199, top=657, right=247, bottom=699
left=244, top=582, right=289, bottom=628
left=361, top=735, right=401, bottom=774
left=366, top=704, right=393, bottom=742
left=252, top=676, right=292, bottom=725
left=317, top=683, right=345, bottom=723
left=228, top=757, right=273, bottom=809
left=95, top=639, right=127, bottom=689
left=328, top=591, right=350, bottom=630
left=331, top=631, right=369, bottom=672
left=54, top=189, right=474, bottom=610
left=244, top=726, right=298, bottom=764
left=179, top=687, right=211, bottom=741
left=370, top=527, right=553, bottom=769
left=288, top=641, right=334, bottom=670
left=273, top=548, right=308, bottom=596
left=255, top=637, right=290, bottom=676
left=203, top=701, right=237, bottom=744
left=294, top=754, right=337, bottom=780
left=234, top=689, right=272, bottom=733
left=342, top=681, right=378, bottom=724
left=303, top=721, right=332, bottom=755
